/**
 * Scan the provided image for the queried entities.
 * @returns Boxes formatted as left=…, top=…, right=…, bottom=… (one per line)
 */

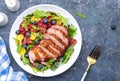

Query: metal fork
left=81, top=45, right=102, bottom=81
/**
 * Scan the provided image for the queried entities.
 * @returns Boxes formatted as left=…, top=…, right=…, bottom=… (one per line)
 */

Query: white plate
left=9, top=4, right=82, bottom=77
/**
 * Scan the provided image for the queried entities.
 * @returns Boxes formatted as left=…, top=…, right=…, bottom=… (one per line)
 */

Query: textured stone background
left=0, top=0, right=120, bottom=81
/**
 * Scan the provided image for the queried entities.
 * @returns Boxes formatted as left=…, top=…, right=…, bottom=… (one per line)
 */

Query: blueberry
left=110, top=25, right=116, bottom=30
left=15, top=30, right=20, bottom=35
left=35, top=40, right=40, bottom=45
left=26, top=32, right=31, bottom=38
left=33, top=21, right=38, bottom=25
left=24, top=53, right=29, bottom=58
left=43, top=18, right=48, bottom=24
left=22, top=44, right=27, bottom=49
left=51, top=20, right=57, bottom=25
left=38, top=63, right=42, bottom=69
left=68, top=24, right=70, bottom=27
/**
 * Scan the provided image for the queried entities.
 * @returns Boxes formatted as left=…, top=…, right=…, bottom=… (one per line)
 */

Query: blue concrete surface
left=0, top=0, right=120, bottom=81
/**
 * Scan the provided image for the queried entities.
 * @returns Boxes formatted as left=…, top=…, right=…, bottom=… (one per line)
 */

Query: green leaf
left=76, top=12, right=86, bottom=19
left=48, top=58, right=55, bottom=64
left=36, top=32, right=43, bottom=40
left=27, top=44, right=34, bottom=50
left=32, top=26, right=42, bottom=30
left=40, top=65, right=49, bottom=72
left=62, top=46, right=74, bottom=63
left=13, top=38, right=19, bottom=45
left=32, top=10, right=50, bottom=18
left=22, top=21, right=28, bottom=28
left=20, top=55, right=30, bottom=65
left=61, top=17, right=68, bottom=26
left=50, top=65, right=57, bottom=71
left=51, top=15, right=61, bottom=20
left=68, top=24, right=77, bottom=38
left=51, top=14, right=68, bottom=26
left=22, top=14, right=33, bottom=28
left=50, top=12, right=57, bottom=16
left=23, top=14, right=33, bottom=22
left=17, top=44, right=22, bottom=53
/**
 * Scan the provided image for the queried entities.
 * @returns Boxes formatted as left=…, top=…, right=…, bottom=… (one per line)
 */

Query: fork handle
left=81, top=71, right=87, bottom=81
left=81, top=64, right=91, bottom=81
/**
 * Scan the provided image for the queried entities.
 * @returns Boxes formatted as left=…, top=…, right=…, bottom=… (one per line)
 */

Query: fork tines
left=89, top=45, right=102, bottom=59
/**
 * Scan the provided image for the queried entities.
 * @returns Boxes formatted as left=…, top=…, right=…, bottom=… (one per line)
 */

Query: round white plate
left=9, top=4, right=82, bottom=77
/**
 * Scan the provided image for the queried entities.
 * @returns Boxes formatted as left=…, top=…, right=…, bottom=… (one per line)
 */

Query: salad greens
left=23, top=14, right=33, bottom=28
left=32, top=10, right=51, bottom=18
left=68, top=24, right=77, bottom=38
left=21, top=46, right=74, bottom=73
left=17, top=44, right=22, bottom=53
left=21, top=55, right=30, bottom=65
left=62, top=46, right=74, bottom=63
left=15, top=9, right=77, bottom=73
left=51, top=13, right=68, bottom=26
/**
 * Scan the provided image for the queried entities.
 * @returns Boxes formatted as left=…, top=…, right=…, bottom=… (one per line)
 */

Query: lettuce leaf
left=32, top=10, right=50, bottom=18
left=61, top=17, right=68, bottom=26
left=68, top=24, right=77, bottom=38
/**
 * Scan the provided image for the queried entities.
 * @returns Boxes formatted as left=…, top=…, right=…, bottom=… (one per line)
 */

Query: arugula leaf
left=17, top=44, right=22, bottom=53
left=50, top=65, right=57, bottom=71
left=68, top=24, right=77, bottom=38
left=27, top=44, right=34, bottom=50
left=32, top=10, right=50, bottom=18
left=23, top=14, right=33, bottom=22
left=48, top=58, right=55, bottom=64
left=76, top=12, right=86, bottom=19
left=36, top=32, right=43, bottom=40
left=22, top=14, right=33, bottom=28
left=40, top=65, right=49, bottom=72
left=20, top=55, right=30, bottom=65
